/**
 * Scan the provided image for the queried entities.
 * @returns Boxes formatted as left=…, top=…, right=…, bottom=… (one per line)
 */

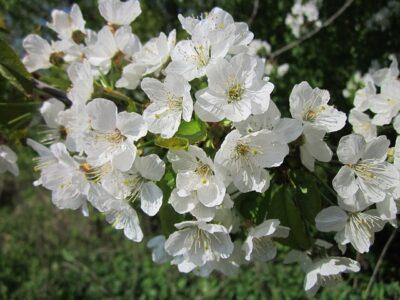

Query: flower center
left=347, top=162, right=375, bottom=180
left=194, top=45, right=209, bottom=68
left=123, top=175, right=144, bottom=202
left=195, top=162, right=213, bottom=183
left=303, top=106, right=326, bottom=122
left=228, top=83, right=244, bottom=103
left=49, top=52, right=65, bottom=66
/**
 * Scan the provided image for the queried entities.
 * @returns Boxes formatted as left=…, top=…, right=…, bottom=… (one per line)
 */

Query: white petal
left=140, top=181, right=163, bottom=216
left=315, top=206, right=348, bottom=232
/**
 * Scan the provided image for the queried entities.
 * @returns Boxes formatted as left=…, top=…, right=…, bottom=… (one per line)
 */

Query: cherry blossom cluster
left=285, top=0, right=322, bottom=38
left=10, top=0, right=399, bottom=296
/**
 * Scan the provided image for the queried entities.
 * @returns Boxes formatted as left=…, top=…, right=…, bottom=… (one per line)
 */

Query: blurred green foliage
left=1, top=0, right=400, bottom=298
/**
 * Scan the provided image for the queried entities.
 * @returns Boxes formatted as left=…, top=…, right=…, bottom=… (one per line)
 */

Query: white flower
left=116, top=64, right=146, bottom=90
left=348, top=109, right=377, bottom=142
left=57, top=103, right=90, bottom=153
left=178, top=7, right=253, bottom=55
left=332, top=134, right=399, bottom=203
left=40, top=98, right=65, bottom=130
left=27, top=139, right=89, bottom=211
left=22, top=35, right=72, bottom=72
left=234, top=100, right=303, bottom=144
left=243, top=219, right=289, bottom=262
left=370, top=78, right=400, bottom=125
left=289, top=81, right=346, bottom=133
left=136, top=30, right=176, bottom=75
left=195, top=53, right=274, bottom=122
left=300, top=125, right=333, bottom=172
left=104, top=199, right=143, bottom=242
left=85, top=26, right=141, bottom=73
left=215, top=129, right=288, bottom=193
left=147, top=235, right=172, bottom=264
left=39, top=98, right=66, bottom=144
left=141, top=74, right=193, bottom=138
left=67, top=60, right=94, bottom=104
left=84, top=98, right=147, bottom=171
left=288, top=251, right=360, bottom=297
left=315, top=205, right=386, bottom=253
left=165, top=20, right=234, bottom=81
left=168, top=146, right=225, bottom=205
left=247, top=39, right=271, bottom=56
left=164, top=220, right=234, bottom=267
left=194, top=241, right=245, bottom=277
left=99, top=0, right=141, bottom=26
left=47, top=4, right=86, bottom=41
left=371, top=55, right=399, bottom=87
left=0, top=145, right=19, bottom=176
left=277, top=63, right=290, bottom=77
left=304, top=257, right=360, bottom=297
left=101, top=154, right=165, bottom=216
left=353, top=81, right=376, bottom=112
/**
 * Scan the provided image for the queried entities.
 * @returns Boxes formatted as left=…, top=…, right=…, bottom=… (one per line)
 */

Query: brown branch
left=247, top=0, right=260, bottom=26
left=33, top=78, right=71, bottom=105
left=363, top=228, right=397, bottom=299
left=269, top=0, right=355, bottom=59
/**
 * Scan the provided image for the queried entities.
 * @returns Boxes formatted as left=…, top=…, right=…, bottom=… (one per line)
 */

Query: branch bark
left=247, top=0, right=260, bottom=26
left=33, top=78, right=71, bottom=105
left=363, top=228, right=397, bottom=299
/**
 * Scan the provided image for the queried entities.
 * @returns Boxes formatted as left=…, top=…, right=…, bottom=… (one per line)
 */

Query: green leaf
left=236, top=190, right=269, bottom=225
left=267, top=185, right=312, bottom=250
left=0, top=101, right=36, bottom=126
left=155, top=136, right=189, bottom=150
left=293, top=171, right=322, bottom=224
left=158, top=167, right=183, bottom=236
left=0, top=38, right=33, bottom=95
left=175, top=118, right=207, bottom=144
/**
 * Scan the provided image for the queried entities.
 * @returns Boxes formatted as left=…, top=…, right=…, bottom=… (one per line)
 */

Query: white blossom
left=101, top=154, right=165, bottom=216
left=195, top=53, right=274, bottom=122
left=290, top=81, right=346, bottom=133
left=300, top=125, right=333, bottom=172
left=84, top=98, right=147, bottom=171
left=332, top=134, right=399, bottom=203
left=99, top=0, right=141, bottom=26
left=348, top=109, right=377, bottom=142
left=243, top=219, right=289, bottom=262
left=165, top=19, right=234, bottom=81
left=370, top=78, right=400, bottom=125
left=215, top=129, right=288, bottom=193
left=141, top=74, right=193, bottom=138
left=0, top=145, right=19, bottom=176
left=47, top=4, right=86, bottom=41
left=147, top=235, right=172, bottom=264
left=315, top=205, right=385, bottom=253
left=164, top=221, right=234, bottom=267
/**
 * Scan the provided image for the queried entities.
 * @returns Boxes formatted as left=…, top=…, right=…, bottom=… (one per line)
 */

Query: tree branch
left=268, top=0, right=354, bottom=59
left=363, top=228, right=397, bottom=299
left=247, top=0, right=260, bottom=26
left=33, top=79, right=71, bottom=105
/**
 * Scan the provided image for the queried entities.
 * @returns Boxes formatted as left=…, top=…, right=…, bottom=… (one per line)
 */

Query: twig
left=247, top=0, right=260, bottom=26
left=269, top=0, right=355, bottom=59
left=363, top=228, right=397, bottom=299
left=33, top=79, right=71, bottom=105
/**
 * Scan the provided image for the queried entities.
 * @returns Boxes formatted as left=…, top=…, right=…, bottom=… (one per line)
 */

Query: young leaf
left=175, top=118, right=207, bottom=144
left=155, top=136, right=189, bottom=150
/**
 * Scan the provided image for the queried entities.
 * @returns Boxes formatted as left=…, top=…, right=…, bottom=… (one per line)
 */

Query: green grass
left=0, top=171, right=399, bottom=299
